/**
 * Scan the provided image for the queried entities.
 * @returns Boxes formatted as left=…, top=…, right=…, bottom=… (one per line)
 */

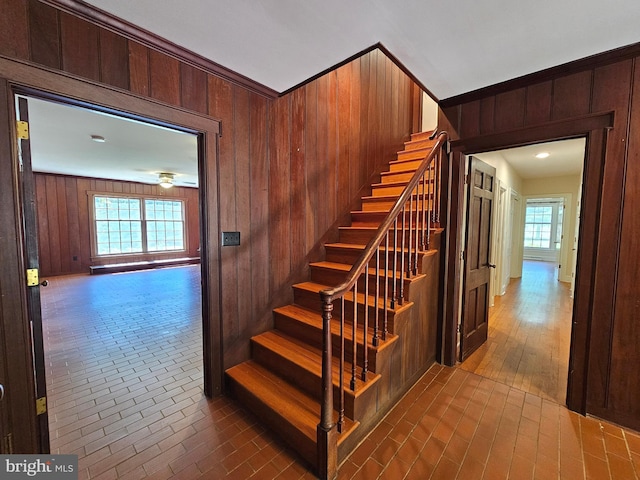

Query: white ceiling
left=476, top=138, right=586, bottom=179
left=26, top=96, right=199, bottom=187
left=83, top=0, right=640, bottom=99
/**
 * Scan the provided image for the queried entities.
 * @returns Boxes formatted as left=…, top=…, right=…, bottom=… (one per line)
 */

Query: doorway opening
left=16, top=94, right=209, bottom=462
left=458, top=138, right=586, bottom=404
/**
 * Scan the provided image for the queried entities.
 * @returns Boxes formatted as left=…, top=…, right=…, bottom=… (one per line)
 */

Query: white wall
left=521, top=175, right=582, bottom=283
left=421, top=92, right=438, bottom=132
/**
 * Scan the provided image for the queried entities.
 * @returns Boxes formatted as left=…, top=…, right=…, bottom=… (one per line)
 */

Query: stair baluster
left=399, top=208, right=406, bottom=303
left=372, top=248, right=380, bottom=347
left=383, top=233, right=390, bottom=341
left=338, top=297, right=345, bottom=433
left=408, top=189, right=415, bottom=276
left=350, top=283, right=358, bottom=391
left=362, top=264, right=369, bottom=382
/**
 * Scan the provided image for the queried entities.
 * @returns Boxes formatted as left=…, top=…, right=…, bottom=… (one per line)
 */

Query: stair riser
left=273, top=312, right=382, bottom=372
left=371, top=183, right=434, bottom=197
left=327, top=246, right=422, bottom=271
left=389, top=158, right=432, bottom=172
left=226, top=378, right=317, bottom=466
left=381, top=170, right=423, bottom=183
left=361, top=198, right=434, bottom=212
left=350, top=211, right=437, bottom=227
left=325, top=247, right=425, bottom=271
left=404, top=139, right=436, bottom=151
left=310, top=266, right=413, bottom=294
left=293, top=287, right=403, bottom=333
left=410, top=131, right=435, bottom=142
left=339, top=228, right=430, bottom=246
left=397, top=149, right=431, bottom=162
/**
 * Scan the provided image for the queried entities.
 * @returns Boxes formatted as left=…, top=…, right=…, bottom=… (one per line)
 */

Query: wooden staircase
left=226, top=130, right=444, bottom=475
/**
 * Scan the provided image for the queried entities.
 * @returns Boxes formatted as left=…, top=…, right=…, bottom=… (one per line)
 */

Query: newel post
left=317, top=296, right=337, bottom=480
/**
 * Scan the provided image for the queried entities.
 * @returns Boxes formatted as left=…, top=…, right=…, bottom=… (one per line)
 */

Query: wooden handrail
left=319, top=131, right=448, bottom=303
left=316, top=130, right=448, bottom=480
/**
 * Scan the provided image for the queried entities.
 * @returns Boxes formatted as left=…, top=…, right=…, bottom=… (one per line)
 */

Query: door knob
left=488, top=263, right=496, bottom=269
left=40, top=280, right=48, bottom=287
left=0, top=384, right=4, bottom=402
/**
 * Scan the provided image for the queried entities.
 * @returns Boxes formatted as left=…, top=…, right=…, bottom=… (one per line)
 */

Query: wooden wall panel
left=494, top=88, right=525, bottom=131
left=28, top=0, right=61, bottom=69
left=180, top=64, right=208, bottom=114
left=99, top=29, right=129, bottom=90
left=552, top=71, right=592, bottom=120
left=609, top=59, right=640, bottom=422
left=525, top=81, right=552, bottom=126
left=234, top=86, right=252, bottom=345
left=60, top=12, right=100, bottom=81
left=442, top=57, right=640, bottom=431
left=149, top=50, right=180, bottom=106
left=0, top=0, right=29, bottom=60
left=249, top=93, right=270, bottom=330
left=290, top=87, right=307, bottom=268
left=128, top=41, right=150, bottom=96
left=587, top=60, right=633, bottom=412
left=34, top=173, right=200, bottom=277
left=262, top=49, right=416, bottom=318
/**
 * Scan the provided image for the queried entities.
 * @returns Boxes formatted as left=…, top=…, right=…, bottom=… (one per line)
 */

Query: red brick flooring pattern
left=42, top=267, right=640, bottom=479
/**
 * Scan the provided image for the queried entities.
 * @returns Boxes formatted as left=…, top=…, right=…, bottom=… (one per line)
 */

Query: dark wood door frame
left=0, top=56, right=224, bottom=452
left=441, top=112, right=614, bottom=414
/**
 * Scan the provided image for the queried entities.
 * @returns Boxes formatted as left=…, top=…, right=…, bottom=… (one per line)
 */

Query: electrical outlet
left=222, top=231, right=240, bottom=246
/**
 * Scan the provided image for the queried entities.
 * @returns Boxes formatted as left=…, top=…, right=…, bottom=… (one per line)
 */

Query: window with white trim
left=93, top=195, right=185, bottom=256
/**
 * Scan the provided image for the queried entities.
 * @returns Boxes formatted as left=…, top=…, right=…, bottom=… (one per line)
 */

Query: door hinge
left=17, top=120, right=29, bottom=140
left=464, top=174, right=469, bottom=185
left=36, top=396, right=47, bottom=415
left=26, top=268, right=39, bottom=287
left=456, top=324, right=462, bottom=333
left=3, top=433, right=14, bottom=454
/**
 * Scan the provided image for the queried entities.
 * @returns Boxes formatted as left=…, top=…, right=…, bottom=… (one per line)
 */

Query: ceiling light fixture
left=158, top=172, right=175, bottom=189
left=90, top=134, right=106, bottom=143
left=535, top=152, right=550, bottom=159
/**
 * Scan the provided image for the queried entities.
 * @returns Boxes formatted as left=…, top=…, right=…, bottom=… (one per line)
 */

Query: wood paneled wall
left=440, top=57, right=640, bottom=431
left=0, top=0, right=420, bottom=370
left=227, top=49, right=417, bottom=366
left=34, top=173, right=200, bottom=277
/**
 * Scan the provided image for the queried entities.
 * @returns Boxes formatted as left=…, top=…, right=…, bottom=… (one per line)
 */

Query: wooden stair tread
left=226, top=361, right=359, bottom=460
left=253, top=330, right=381, bottom=394
left=227, top=361, right=318, bottom=441
left=273, top=304, right=399, bottom=353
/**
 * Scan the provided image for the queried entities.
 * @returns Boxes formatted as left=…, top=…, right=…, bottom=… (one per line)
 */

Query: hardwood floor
left=459, top=260, right=572, bottom=404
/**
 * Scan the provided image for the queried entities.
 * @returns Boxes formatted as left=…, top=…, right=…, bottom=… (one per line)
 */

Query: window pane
left=94, top=196, right=142, bottom=255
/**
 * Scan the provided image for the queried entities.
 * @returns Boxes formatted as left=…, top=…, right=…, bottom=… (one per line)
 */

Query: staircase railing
left=316, top=130, right=449, bottom=478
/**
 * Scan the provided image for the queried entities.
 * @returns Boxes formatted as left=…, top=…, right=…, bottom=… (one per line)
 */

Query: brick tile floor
left=42, top=266, right=640, bottom=479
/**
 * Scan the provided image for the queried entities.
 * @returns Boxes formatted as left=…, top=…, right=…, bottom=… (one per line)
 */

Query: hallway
left=459, top=261, right=572, bottom=403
